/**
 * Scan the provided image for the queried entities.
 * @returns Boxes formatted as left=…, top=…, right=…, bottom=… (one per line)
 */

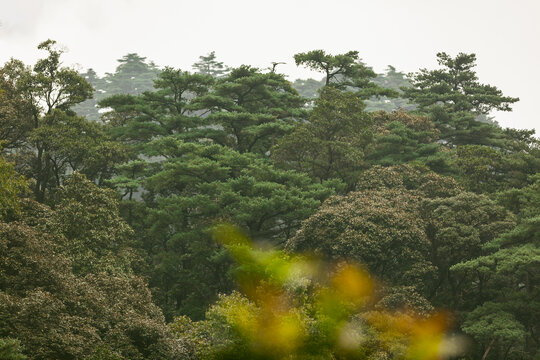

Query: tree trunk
left=482, top=339, right=495, bottom=360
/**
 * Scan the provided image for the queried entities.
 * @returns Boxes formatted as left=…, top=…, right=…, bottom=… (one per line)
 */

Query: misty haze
left=0, top=1, right=538, bottom=359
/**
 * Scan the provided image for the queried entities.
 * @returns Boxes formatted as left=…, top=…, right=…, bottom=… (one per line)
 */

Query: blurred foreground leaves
left=172, top=224, right=466, bottom=360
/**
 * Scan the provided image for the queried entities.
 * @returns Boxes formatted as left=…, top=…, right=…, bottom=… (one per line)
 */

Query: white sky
left=0, top=0, right=539, bottom=131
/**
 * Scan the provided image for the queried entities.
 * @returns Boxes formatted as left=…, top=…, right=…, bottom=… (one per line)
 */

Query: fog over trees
left=0, top=39, right=538, bottom=359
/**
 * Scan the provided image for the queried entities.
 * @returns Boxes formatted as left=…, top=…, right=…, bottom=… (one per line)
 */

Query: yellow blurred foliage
left=332, top=264, right=374, bottom=305
left=209, top=224, right=458, bottom=359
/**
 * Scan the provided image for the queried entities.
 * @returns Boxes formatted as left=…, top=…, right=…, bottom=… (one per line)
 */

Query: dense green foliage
left=403, top=52, right=520, bottom=147
left=0, top=41, right=538, bottom=359
left=272, top=87, right=371, bottom=189
left=135, top=139, right=334, bottom=319
left=0, top=171, right=187, bottom=359
left=0, top=40, right=125, bottom=203
left=292, top=65, right=415, bottom=113
left=0, top=338, right=26, bottom=360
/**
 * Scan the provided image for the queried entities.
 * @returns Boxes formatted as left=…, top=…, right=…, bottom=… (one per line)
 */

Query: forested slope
left=0, top=40, right=538, bottom=359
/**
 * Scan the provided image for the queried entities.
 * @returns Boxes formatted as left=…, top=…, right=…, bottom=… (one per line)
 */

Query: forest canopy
left=0, top=40, right=537, bottom=360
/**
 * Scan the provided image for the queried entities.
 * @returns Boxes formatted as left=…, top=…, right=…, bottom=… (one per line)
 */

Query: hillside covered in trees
left=0, top=40, right=538, bottom=360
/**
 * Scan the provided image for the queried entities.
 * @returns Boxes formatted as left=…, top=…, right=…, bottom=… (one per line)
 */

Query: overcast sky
left=0, top=0, right=538, bottom=131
